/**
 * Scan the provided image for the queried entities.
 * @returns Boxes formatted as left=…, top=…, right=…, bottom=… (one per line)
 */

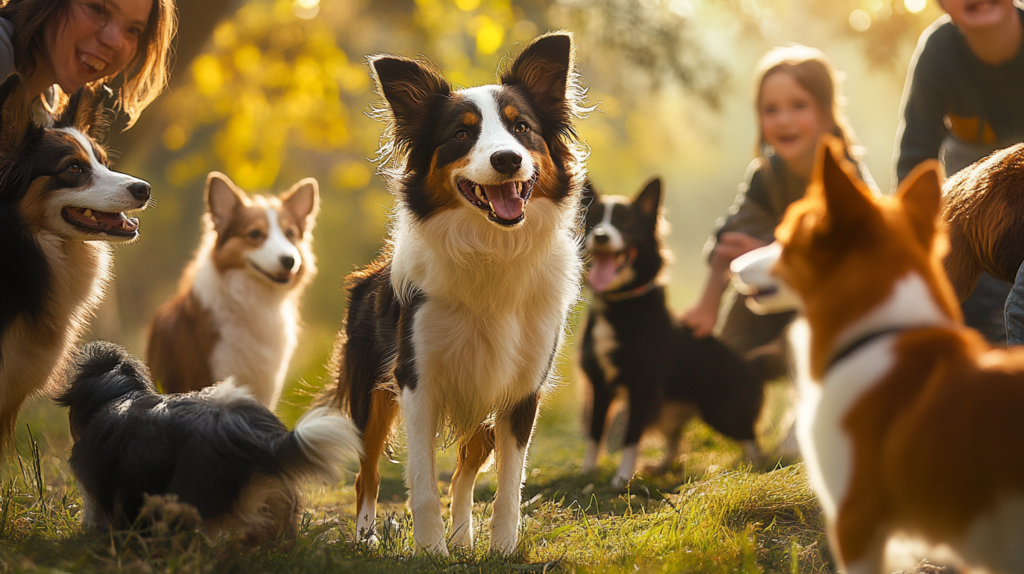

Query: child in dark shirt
left=894, top=0, right=1024, bottom=344
left=683, top=45, right=875, bottom=379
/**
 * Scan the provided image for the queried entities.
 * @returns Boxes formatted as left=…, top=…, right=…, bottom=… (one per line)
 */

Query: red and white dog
left=331, top=33, right=586, bottom=554
left=733, top=136, right=1024, bottom=574
left=147, top=172, right=318, bottom=409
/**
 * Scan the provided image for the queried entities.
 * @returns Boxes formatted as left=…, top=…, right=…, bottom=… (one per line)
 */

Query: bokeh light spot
left=849, top=9, right=871, bottom=32
left=475, top=17, right=505, bottom=55
left=904, top=0, right=927, bottom=13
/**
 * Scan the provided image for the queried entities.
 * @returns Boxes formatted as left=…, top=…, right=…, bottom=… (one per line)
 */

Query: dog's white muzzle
left=730, top=243, right=803, bottom=315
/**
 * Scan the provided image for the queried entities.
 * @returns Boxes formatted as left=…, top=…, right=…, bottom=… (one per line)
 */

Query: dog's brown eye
left=285, top=229, right=296, bottom=239
left=67, top=163, right=82, bottom=174
left=514, top=122, right=528, bottom=134
left=454, top=130, right=469, bottom=141
left=248, top=229, right=264, bottom=240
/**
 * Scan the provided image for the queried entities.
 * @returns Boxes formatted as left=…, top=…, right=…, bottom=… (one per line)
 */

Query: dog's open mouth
left=248, top=261, right=292, bottom=284
left=457, top=171, right=538, bottom=226
left=588, top=249, right=636, bottom=292
left=62, top=206, right=139, bottom=237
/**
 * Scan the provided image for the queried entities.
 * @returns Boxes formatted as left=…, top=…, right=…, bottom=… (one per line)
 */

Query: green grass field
left=0, top=338, right=838, bottom=573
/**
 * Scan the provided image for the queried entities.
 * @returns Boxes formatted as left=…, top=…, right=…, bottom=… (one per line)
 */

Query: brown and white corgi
left=147, top=172, right=318, bottom=410
left=733, top=136, right=1024, bottom=574
left=0, top=75, right=150, bottom=453
left=330, top=33, right=587, bottom=555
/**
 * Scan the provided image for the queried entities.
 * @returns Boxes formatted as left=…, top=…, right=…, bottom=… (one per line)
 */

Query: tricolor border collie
left=580, top=178, right=763, bottom=489
left=147, top=172, right=319, bottom=409
left=733, top=136, right=1024, bottom=574
left=0, top=74, right=150, bottom=453
left=330, top=32, right=587, bottom=554
left=57, top=341, right=360, bottom=542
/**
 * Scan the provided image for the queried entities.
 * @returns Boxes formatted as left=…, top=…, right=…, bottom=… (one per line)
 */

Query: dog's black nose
left=593, top=228, right=610, bottom=244
left=128, top=181, right=151, bottom=202
left=280, top=255, right=296, bottom=271
left=490, top=150, right=522, bottom=175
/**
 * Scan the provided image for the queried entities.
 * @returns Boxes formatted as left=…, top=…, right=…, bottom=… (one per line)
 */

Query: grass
left=0, top=343, right=835, bottom=573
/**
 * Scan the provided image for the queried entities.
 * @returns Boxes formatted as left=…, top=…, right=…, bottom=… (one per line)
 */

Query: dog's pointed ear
left=897, top=160, right=944, bottom=249
left=501, top=32, right=574, bottom=116
left=0, top=74, right=35, bottom=153
left=58, top=85, right=110, bottom=143
left=808, top=135, right=875, bottom=233
left=370, top=55, right=451, bottom=138
left=281, top=177, right=319, bottom=236
left=633, top=177, right=662, bottom=217
left=205, top=172, right=248, bottom=234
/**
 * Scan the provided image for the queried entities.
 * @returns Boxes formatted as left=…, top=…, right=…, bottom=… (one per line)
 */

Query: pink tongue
left=482, top=182, right=524, bottom=221
left=588, top=253, right=618, bottom=292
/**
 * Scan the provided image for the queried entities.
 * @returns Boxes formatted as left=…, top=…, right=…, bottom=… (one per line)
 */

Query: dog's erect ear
left=58, top=85, right=110, bottom=143
left=897, top=160, right=943, bottom=249
left=280, top=177, right=320, bottom=235
left=633, top=178, right=662, bottom=217
left=370, top=56, right=451, bottom=137
left=205, top=172, right=248, bottom=234
left=0, top=74, right=34, bottom=153
left=809, top=135, right=875, bottom=234
left=502, top=32, right=573, bottom=116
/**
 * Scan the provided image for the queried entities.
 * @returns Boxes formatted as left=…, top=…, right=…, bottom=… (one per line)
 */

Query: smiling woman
left=0, top=0, right=175, bottom=127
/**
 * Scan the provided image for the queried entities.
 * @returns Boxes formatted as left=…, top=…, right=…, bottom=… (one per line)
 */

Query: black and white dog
left=57, top=341, right=361, bottom=542
left=0, top=74, right=150, bottom=456
left=331, top=33, right=587, bottom=554
left=580, top=178, right=764, bottom=488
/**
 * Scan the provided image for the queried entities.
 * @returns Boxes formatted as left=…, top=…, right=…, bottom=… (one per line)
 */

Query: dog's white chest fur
left=1, top=236, right=109, bottom=404
left=192, top=255, right=298, bottom=409
left=591, top=313, right=620, bottom=382
left=391, top=202, right=580, bottom=432
left=794, top=273, right=951, bottom=522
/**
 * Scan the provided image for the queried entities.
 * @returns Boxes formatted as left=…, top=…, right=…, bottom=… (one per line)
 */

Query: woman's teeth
left=80, top=54, right=106, bottom=73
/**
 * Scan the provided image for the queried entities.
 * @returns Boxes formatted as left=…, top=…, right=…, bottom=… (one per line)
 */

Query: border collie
left=732, top=136, right=1024, bottom=574
left=0, top=75, right=150, bottom=453
left=580, top=178, right=763, bottom=488
left=57, top=341, right=360, bottom=542
left=330, top=32, right=587, bottom=554
left=147, top=172, right=319, bottom=409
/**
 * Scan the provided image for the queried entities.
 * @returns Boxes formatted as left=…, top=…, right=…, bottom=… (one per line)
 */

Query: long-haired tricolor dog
left=57, top=341, right=360, bottom=541
left=580, top=178, right=763, bottom=488
left=147, top=172, right=319, bottom=409
left=733, top=136, right=1024, bottom=574
left=0, top=75, right=150, bottom=454
left=330, top=32, right=586, bottom=554
left=940, top=143, right=1024, bottom=302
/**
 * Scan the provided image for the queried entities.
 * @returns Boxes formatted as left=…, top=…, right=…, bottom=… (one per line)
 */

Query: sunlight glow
left=849, top=9, right=871, bottom=32
left=904, top=0, right=927, bottom=13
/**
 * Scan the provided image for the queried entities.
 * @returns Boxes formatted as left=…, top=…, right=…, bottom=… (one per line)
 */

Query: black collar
left=825, top=327, right=905, bottom=373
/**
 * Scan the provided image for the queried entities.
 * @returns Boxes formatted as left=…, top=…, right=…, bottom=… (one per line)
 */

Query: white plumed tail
left=292, top=406, right=363, bottom=481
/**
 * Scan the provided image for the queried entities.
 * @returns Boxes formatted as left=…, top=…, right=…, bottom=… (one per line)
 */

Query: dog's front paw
left=610, top=473, right=632, bottom=490
left=412, top=515, right=449, bottom=556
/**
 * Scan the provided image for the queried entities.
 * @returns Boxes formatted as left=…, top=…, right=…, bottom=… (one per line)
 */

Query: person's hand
left=682, top=300, right=718, bottom=338
left=711, top=232, right=768, bottom=266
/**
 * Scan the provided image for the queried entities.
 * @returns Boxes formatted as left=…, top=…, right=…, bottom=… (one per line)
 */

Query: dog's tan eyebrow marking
left=462, top=111, right=480, bottom=125
left=503, top=105, right=519, bottom=121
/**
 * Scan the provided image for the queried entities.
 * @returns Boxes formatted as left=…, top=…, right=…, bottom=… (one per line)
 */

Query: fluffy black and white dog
left=57, top=341, right=360, bottom=541
left=580, top=178, right=764, bottom=488
left=331, top=32, right=587, bottom=554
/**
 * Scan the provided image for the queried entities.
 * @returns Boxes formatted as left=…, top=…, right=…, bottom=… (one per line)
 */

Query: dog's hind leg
left=491, top=391, right=538, bottom=555
left=79, top=487, right=109, bottom=529
left=449, top=424, right=495, bottom=548
left=582, top=377, right=613, bottom=472
left=355, top=389, right=399, bottom=543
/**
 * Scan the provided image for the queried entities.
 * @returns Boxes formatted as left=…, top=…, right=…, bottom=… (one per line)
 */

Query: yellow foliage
left=191, top=55, right=224, bottom=97
left=474, top=16, right=505, bottom=55
left=331, top=162, right=373, bottom=191
left=162, top=125, right=187, bottom=151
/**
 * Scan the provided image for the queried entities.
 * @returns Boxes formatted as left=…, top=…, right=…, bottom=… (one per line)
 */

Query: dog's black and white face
left=370, top=33, right=582, bottom=228
left=0, top=76, right=150, bottom=243
left=583, top=178, right=664, bottom=293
